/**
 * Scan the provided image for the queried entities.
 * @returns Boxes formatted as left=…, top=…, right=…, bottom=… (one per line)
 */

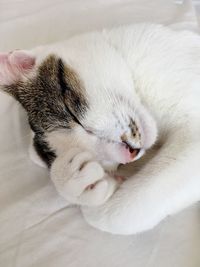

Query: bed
left=0, top=1, right=200, bottom=266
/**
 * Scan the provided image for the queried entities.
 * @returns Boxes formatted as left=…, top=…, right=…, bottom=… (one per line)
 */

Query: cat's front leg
left=50, top=148, right=118, bottom=206
left=82, top=131, right=200, bottom=234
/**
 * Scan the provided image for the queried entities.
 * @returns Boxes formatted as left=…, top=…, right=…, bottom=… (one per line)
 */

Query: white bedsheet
left=0, top=1, right=200, bottom=266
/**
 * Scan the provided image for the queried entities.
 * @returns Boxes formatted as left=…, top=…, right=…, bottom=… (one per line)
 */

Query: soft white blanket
left=0, top=1, right=200, bottom=266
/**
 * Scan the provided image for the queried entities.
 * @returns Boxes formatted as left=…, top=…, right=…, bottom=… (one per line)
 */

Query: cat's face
left=0, top=35, right=157, bottom=170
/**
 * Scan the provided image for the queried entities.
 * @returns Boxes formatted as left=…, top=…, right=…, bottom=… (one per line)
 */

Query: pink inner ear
left=0, top=50, right=35, bottom=85
left=9, top=51, right=35, bottom=70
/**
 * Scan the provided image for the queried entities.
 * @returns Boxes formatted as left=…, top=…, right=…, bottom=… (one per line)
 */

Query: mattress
left=0, top=1, right=200, bottom=266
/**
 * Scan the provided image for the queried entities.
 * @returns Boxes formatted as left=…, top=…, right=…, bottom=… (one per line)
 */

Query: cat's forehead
left=35, top=36, right=134, bottom=95
left=38, top=54, right=83, bottom=93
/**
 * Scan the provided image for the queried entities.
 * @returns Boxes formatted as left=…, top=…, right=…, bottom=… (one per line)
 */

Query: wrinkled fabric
left=0, top=1, right=200, bottom=266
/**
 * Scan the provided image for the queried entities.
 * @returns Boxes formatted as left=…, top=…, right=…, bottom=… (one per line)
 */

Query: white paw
left=50, top=148, right=118, bottom=206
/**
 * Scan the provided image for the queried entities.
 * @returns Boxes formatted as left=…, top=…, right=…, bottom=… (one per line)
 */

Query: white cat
left=0, top=23, right=200, bottom=235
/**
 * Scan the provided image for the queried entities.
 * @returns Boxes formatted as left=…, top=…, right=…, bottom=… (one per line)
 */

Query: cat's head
left=0, top=36, right=157, bottom=170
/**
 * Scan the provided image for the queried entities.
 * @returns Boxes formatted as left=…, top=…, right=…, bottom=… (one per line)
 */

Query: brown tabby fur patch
left=4, top=54, right=88, bottom=133
left=3, top=54, right=88, bottom=166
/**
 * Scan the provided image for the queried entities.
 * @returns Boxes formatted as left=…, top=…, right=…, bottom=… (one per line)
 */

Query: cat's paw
left=50, top=148, right=118, bottom=206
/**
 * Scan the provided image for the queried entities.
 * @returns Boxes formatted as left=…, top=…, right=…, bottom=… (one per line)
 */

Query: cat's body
left=0, top=24, right=200, bottom=234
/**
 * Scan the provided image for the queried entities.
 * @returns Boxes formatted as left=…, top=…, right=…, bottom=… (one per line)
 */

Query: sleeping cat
left=0, top=24, right=200, bottom=235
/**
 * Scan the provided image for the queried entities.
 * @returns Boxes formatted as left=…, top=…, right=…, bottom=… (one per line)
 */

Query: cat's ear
left=0, top=50, right=35, bottom=87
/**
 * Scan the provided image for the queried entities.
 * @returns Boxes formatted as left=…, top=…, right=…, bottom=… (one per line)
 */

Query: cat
left=0, top=23, right=200, bottom=235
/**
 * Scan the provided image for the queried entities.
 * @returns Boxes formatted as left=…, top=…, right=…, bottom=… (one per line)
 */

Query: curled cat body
left=0, top=23, right=200, bottom=235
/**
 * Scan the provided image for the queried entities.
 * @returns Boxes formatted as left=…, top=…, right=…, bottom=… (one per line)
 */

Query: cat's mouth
left=122, top=140, right=140, bottom=159
left=120, top=141, right=144, bottom=164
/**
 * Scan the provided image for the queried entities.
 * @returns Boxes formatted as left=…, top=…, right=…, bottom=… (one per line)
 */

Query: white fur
left=50, top=147, right=118, bottom=206
left=26, top=34, right=157, bottom=207
left=33, top=24, right=200, bottom=234
left=82, top=24, right=200, bottom=234
left=1, top=23, right=200, bottom=234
